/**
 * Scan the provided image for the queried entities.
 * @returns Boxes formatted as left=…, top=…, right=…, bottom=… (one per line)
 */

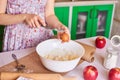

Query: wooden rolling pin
left=0, top=72, right=76, bottom=80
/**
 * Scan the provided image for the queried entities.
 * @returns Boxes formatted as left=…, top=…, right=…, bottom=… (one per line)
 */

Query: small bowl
left=36, top=39, right=85, bottom=73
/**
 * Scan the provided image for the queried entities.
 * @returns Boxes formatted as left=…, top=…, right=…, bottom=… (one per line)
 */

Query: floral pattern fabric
left=3, top=0, right=53, bottom=51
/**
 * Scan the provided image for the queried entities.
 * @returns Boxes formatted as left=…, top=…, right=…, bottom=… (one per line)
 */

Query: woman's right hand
left=23, top=14, right=46, bottom=28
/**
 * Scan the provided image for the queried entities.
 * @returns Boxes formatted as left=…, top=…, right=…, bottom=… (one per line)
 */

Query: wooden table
left=0, top=37, right=120, bottom=80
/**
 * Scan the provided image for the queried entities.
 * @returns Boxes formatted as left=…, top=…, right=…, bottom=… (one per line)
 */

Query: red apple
left=109, top=68, right=120, bottom=80
left=83, top=65, right=98, bottom=80
left=95, top=36, right=106, bottom=48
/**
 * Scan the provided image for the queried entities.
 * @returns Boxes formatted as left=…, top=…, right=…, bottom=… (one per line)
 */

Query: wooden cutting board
left=0, top=42, right=96, bottom=73
left=0, top=42, right=96, bottom=80
left=0, top=72, right=76, bottom=80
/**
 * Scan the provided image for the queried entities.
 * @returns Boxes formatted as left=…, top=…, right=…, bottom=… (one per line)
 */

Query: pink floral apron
left=3, top=0, right=53, bottom=51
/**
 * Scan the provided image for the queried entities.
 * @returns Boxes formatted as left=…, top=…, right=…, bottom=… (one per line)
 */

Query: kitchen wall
left=111, top=0, right=120, bottom=37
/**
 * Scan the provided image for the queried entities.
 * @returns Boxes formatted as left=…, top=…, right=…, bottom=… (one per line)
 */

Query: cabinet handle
left=90, top=9, right=99, bottom=19
left=96, top=10, right=99, bottom=18
left=90, top=9, right=93, bottom=19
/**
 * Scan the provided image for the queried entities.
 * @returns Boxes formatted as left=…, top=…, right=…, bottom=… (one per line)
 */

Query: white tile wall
left=111, top=0, right=120, bottom=37
left=111, top=21, right=120, bottom=36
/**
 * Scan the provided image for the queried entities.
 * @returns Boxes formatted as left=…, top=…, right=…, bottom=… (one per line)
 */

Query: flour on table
left=16, top=76, right=33, bottom=80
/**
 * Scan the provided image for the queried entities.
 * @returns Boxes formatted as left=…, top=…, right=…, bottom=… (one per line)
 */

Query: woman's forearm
left=45, top=14, right=63, bottom=29
left=0, top=13, right=26, bottom=25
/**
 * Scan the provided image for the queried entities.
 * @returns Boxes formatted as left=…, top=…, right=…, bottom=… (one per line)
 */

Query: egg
left=60, top=32, right=69, bottom=42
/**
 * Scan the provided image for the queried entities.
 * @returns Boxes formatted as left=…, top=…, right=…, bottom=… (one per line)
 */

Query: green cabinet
left=92, top=5, right=113, bottom=37
left=54, top=7, right=69, bottom=27
left=53, top=7, right=69, bottom=35
left=71, top=6, right=93, bottom=39
left=71, top=5, right=113, bottom=40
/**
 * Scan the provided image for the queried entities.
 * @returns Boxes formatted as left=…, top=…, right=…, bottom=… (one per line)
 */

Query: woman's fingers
left=38, top=17, right=46, bottom=27
left=31, top=20, right=36, bottom=28
left=61, top=26, right=71, bottom=40
left=57, top=25, right=71, bottom=42
left=57, top=31, right=62, bottom=39
left=34, top=18, right=41, bottom=28
left=24, top=14, right=46, bottom=28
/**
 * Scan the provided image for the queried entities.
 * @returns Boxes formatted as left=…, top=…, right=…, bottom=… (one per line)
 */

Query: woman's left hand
left=57, top=25, right=70, bottom=42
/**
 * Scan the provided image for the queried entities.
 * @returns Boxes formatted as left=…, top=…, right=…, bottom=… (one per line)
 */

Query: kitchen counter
left=0, top=37, right=120, bottom=80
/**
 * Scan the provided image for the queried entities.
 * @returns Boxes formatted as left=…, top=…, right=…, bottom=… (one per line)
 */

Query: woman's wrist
left=56, top=23, right=63, bottom=30
left=53, top=23, right=64, bottom=30
left=20, top=14, right=27, bottom=23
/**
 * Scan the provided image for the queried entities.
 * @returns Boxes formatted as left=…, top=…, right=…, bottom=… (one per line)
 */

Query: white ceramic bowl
left=36, top=39, right=85, bottom=72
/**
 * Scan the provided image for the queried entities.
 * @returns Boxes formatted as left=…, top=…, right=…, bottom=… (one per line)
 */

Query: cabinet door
left=91, top=5, right=113, bottom=38
left=71, top=6, right=93, bottom=40
left=54, top=7, right=69, bottom=26
left=0, top=26, right=4, bottom=52
left=54, top=7, right=69, bottom=35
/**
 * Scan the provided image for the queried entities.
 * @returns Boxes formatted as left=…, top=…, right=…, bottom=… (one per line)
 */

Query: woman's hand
left=24, top=14, right=46, bottom=28
left=57, top=25, right=70, bottom=42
